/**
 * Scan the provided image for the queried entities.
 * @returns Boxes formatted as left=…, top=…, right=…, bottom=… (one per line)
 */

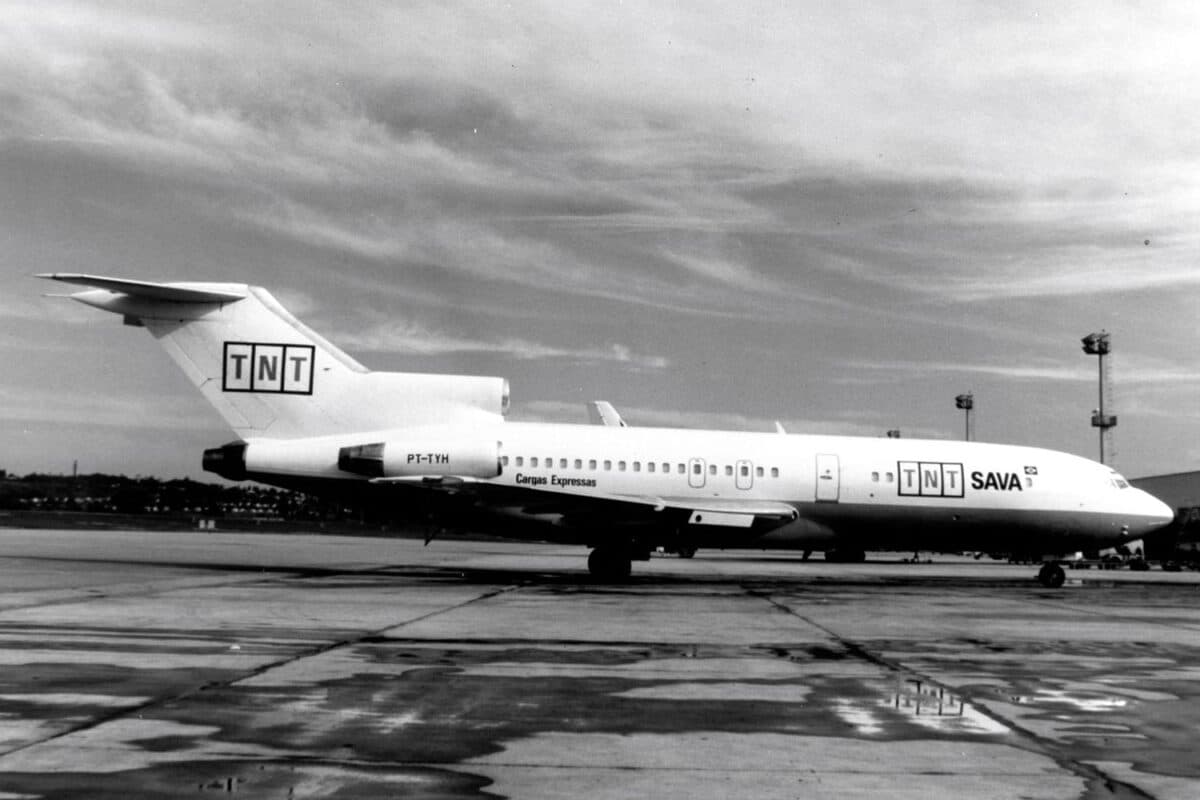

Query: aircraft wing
left=370, top=476, right=796, bottom=530
left=649, top=497, right=799, bottom=528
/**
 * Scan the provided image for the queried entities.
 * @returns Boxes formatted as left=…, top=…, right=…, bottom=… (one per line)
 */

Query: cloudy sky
left=2, top=1, right=1198, bottom=481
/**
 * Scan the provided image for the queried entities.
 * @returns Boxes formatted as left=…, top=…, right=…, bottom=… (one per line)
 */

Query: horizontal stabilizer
left=39, top=273, right=247, bottom=304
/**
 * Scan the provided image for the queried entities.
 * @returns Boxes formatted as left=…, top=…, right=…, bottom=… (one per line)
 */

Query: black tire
left=1037, top=562, right=1066, bottom=588
left=588, top=547, right=632, bottom=581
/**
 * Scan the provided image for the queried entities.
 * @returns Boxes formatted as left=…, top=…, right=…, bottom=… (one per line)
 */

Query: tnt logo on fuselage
left=222, top=342, right=315, bottom=395
left=898, top=461, right=965, bottom=498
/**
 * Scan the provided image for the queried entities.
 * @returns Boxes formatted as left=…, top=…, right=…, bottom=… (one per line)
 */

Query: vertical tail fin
left=41, top=274, right=509, bottom=439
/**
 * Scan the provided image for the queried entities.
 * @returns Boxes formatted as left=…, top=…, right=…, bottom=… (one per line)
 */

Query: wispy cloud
left=845, top=358, right=1200, bottom=386
left=0, top=384, right=209, bottom=431
left=331, top=318, right=668, bottom=370
left=846, top=358, right=1092, bottom=383
left=513, top=400, right=939, bottom=439
left=3, top=2, right=1199, bottom=477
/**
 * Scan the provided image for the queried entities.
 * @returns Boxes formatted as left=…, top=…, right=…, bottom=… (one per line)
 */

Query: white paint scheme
left=42, top=274, right=1175, bottom=574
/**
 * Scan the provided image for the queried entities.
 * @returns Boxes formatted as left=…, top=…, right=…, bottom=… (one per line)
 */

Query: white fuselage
left=488, top=422, right=1170, bottom=550
left=241, top=420, right=1174, bottom=554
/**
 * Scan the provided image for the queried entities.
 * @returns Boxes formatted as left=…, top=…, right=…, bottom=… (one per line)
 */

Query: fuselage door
left=688, top=458, right=707, bottom=489
left=736, top=459, right=753, bottom=490
left=815, top=453, right=840, bottom=502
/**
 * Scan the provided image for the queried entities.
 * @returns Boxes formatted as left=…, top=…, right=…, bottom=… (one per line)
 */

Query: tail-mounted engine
left=202, top=436, right=502, bottom=481
left=337, top=440, right=501, bottom=479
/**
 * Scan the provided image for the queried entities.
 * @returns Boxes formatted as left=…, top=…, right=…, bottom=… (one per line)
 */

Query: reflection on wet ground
left=0, top=530, right=1198, bottom=798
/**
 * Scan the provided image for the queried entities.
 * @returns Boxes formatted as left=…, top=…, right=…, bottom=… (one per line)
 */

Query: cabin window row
left=500, top=455, right=780, bottom=478
left=870, top=471, right=896, bottom=483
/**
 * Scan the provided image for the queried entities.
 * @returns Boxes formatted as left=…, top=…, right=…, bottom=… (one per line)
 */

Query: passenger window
left=531, top=457, right=539, bottom=467
left=618, top=461, right=626, bottom=472
left=740, top=465, right=749, bottom=477
left=692, top=463, right=702, bottom=475
left=664, top=463, right=671, bottom=473
left=886, top=472, right=894, bottom=482
left=678, top=464, right=685, bottom=474
left=871, top=472, right=879, bottom=482
left=709, top=464, right=717, bottom=475
left=771, top=467, right=779, bottom=478
left=604, top=460, right=612, bottom=471
left=648, top=462, right=656, bottom=473
left=724, top=465, right=733, bottom=476
left=589, top=459, right=597, bottom=470
left=756, top=466, right=764, bottom=477
left=633, top=462, right=641, bottom=472
left=574, top=459, right=582, bottom=469
left=560, top=458, right=568, bottom=469
left=502, top=456, right=510, bottom=466
left=516, top=457, right=524, bottom=467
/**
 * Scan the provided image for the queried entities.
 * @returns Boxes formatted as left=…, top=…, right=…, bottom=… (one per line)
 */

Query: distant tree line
left=0, top=472, right=353, bottom=521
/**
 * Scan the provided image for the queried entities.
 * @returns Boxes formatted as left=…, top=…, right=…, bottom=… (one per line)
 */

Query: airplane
left=40, top=273, right=1174, bottom=587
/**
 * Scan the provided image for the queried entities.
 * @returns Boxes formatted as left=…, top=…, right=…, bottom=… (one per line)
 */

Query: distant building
left=1131, top=471, right=1200, bottom=510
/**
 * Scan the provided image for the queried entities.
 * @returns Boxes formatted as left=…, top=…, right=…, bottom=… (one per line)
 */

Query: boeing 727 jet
left=41, top=274, right=1174, bottom=587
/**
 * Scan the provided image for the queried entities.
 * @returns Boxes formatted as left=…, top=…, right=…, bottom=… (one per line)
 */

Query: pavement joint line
left=0, top=574, right=292, bottom=615
left=0, top=578, right=524, bottom=762
left=741, top=585, right=1157, bottom=800
left=0, top=557, right=500, bottom=615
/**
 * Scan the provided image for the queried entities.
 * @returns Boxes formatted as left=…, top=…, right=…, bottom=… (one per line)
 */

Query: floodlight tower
left=1081, top=331, right=1116, bottom=464
left=955, top=393, right=974, bottom=441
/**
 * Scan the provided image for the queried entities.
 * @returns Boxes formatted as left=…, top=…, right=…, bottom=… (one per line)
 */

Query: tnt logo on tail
left=223, top=342, right=315, bottom=394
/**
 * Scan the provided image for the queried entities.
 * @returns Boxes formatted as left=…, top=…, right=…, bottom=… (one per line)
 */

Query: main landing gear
left=1037, top=561, right=1066, bottom=588
left=587, top=546, right=632, bottom=581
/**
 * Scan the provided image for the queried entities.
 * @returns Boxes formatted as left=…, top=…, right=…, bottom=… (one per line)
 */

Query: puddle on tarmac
left=0, top=693, right=150, bottom=708
left=833, top=679, right=1010, bottom=737
left=1007, top=689, right=1129, bottom=712
left=613, top=682, right=812, bottom=702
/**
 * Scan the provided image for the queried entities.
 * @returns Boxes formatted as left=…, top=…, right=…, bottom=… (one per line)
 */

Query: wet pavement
left=0, top=529, right=1199, bottom=798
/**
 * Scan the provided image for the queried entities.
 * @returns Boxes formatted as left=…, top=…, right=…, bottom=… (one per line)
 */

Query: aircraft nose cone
left=1141, top=491, right=1175, bottom=529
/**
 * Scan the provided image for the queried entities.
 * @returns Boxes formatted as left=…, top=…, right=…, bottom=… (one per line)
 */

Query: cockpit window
left=1109, top=472, right=1130, bottom=489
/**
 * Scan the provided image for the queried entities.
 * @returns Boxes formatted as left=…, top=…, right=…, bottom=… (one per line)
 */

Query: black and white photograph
left=1, top=2, right=1199, bottom=797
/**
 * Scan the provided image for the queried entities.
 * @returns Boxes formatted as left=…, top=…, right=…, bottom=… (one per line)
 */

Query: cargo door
left=815, top=453, right=840, bottom=502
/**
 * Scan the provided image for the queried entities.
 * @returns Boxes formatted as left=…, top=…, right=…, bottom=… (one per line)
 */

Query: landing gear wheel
left=588, top=547, right=632, bottom=581
left=1037, top=562, right=1066, bottom=588
left=677, top=546, right=697, bottom=559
